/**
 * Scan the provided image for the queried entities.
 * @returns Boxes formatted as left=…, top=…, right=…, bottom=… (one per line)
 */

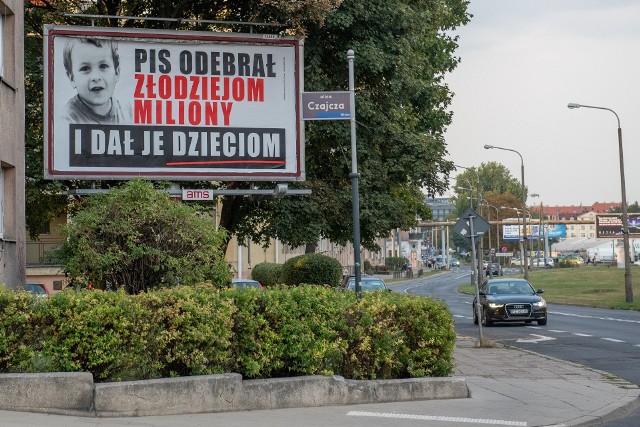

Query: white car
left=530, top=258, right=554, bottom=268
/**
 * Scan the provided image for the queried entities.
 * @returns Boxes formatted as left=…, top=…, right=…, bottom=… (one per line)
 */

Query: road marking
left=548, top=329, right=567, bottom=333
left=573, top=333, right=593, bottom=337
left=347, top=411, right=527, bottom=426
left=550, top=311, right=640, bottom=324
left=602, top=338, right=625, bottom=343
left=517, top=334, right=556, bottom=343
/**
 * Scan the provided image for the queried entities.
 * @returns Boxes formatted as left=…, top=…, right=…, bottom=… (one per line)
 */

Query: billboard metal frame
left=44, top=25, right=304, bottom=181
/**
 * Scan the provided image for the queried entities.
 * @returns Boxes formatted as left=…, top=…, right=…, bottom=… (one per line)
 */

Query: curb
left=0, top=372, right=469, bottom=417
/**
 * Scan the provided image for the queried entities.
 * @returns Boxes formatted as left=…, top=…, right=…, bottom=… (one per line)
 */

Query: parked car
left=449, top=257, right=460, bottom=267
left=484, top=262, right=503, bottom=276
left=510, top=257, right=524, bottom=266
left=24, top=282, right=49, bottom=298
left=473, top=278, right=547, bottom=326
left=231, top=278, right=263, bottom=289
left=530, top=258, right=555, bottom=268
left=341, top=275, right=390, bottom=292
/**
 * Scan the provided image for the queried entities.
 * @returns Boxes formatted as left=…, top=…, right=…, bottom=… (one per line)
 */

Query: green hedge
left=250, top=262, right=283, bottom=287
left=281, top=254, right=343, bottom=287
left=0, top=285, right=455, bottom=382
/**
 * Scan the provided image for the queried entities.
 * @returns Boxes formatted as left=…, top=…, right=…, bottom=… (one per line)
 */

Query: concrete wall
left=0, top=372, right=468, bottom=417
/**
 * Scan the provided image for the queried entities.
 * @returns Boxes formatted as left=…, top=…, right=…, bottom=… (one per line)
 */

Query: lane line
left=602, top=338, right=625, bottom=343
left=573, top=333, right=593, bottom=337
left=550, top=311, right=640, bottom=324
left=347, top=411, right=527, bottom=426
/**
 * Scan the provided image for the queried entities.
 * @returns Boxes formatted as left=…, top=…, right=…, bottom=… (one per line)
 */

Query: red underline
left=166, top=160, right=286, bottom=166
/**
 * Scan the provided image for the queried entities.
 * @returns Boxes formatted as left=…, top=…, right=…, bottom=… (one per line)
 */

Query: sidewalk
left=451, top=335, right=640, bottom=426
left=0, top=336, right=638, bottom=426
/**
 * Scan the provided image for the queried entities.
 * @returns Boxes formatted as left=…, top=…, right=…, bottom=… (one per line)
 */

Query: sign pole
left=469, top=215, right=484, bottom=341
left=347, top=49, right=362, bottom=300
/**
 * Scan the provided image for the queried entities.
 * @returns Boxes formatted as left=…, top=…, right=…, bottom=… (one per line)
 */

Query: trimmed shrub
left=251, top=262, right=283, bottom=287
left=386, top=256, right=409, bottom=271
left=0, top=285, right=455, bottom=382
left=281, top=254, right=342, bottom=287
left=363, top=260, right=373, bottom=274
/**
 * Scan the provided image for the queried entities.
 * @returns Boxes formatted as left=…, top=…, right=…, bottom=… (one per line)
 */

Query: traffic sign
left=453, top=208, right=490, bottom=241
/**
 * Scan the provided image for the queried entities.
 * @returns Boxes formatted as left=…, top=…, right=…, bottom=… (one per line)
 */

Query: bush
left=280, top=254, right=343, bottom=287
left=251, top=262, right=283, bottom=287
left=363, top=260, right=373, bottom=274
left=0, top=285, right=455, bottom=381
left=386, top=256, right=409, bottom=271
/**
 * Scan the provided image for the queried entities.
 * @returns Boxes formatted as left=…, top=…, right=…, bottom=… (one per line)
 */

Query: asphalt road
left=390, top=266, right=640, bottom=426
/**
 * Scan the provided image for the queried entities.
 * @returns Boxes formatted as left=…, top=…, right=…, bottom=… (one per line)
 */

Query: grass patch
left=459, top=266, right=640, bottom=310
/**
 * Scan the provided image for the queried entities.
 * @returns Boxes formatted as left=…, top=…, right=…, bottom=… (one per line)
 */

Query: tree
left=608, top=201, right=640, bottom=214
left=51, top=180, right=230, bottom=294
left=24, top=0, right=471, bottom=255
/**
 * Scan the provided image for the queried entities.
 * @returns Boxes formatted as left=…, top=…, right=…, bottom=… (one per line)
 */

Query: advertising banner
left=502, top=223, right=567, bottom=241
left=44, top=26, right=303, bottom=181
left=596, top=214, right=640, bottom=238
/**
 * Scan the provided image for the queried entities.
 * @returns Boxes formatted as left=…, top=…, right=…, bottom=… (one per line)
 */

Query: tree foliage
left=23, top=0, right=471, bottom=254
left=51, top=180, right=230, bottom=294
left=608, top=201, right=640, bottom=214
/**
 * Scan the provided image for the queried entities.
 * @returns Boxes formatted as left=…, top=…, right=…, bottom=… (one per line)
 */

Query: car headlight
left=533, top=299, right=546, bottom=308
left=488, top=302, right=504, bottom=309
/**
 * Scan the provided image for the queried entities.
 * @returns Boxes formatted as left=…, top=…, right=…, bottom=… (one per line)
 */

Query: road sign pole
left=469, top=215, right=484, bottom=342
left=347, top=49, right=362, bottom=300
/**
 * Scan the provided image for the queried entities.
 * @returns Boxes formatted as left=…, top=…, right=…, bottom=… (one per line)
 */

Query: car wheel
left=482, top=308, right=493, bottom=326
left=537, top=318, right=547, bottom=326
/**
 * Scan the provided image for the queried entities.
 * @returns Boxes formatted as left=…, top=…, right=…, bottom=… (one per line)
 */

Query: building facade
left=0, top=0, right=26, bottom=288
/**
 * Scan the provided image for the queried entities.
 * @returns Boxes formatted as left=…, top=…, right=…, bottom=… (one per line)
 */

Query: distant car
left=25, top=283, right=49, bottom=297
left=484, top=262, right=503, bottom=276
left=231, top=279, right=263, bottom=289
left=510, top=258, right=524, bottom=266
left=341, top=275, right=390, bottom=292
left=473, top=278, right=547, bottom=326
left=635, top=259, right=640, bottom=266
left=530, top=258, right=555, bottom=268
left=449, top=257, right=460, bottom=267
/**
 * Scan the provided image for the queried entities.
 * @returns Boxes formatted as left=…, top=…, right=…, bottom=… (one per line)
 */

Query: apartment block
left=0, top=0, right=26, bottom=288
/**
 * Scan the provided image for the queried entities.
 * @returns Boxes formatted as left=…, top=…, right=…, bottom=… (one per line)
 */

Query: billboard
left=502, top=223, right=567, bottom=241
left=44, top=26, right=303, bottom=181
left=596, top=214, right=640, bottom=238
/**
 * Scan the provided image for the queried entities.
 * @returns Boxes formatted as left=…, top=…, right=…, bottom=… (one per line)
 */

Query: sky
left=444, top=0, right=640, bottom=208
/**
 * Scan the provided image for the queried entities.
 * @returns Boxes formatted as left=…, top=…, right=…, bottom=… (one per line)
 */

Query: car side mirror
left=536, top=289, right=544, bottom=294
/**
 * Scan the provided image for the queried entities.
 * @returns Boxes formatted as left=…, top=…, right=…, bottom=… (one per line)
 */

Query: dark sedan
left=473, top=278, right=547, bottom=326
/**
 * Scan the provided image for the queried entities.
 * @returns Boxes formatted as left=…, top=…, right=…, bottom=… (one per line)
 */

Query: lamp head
left=483, top=144, right=494, bottom=149
left=567, top=103, right=581, bottom=109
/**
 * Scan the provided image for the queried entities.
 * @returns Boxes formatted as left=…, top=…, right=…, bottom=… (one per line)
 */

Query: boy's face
left=67, top=43, right=119, bottom=110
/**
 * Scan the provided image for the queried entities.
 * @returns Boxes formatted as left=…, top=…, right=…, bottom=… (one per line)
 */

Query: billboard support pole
left=347, top=49, right=362, bottom=300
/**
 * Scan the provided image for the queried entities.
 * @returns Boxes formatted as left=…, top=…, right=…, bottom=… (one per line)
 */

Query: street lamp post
left=455, top=165, right=483, bottom=286
left=567, top=102, right=632, bottom=302
left=484, top=144, right=529, bottom=280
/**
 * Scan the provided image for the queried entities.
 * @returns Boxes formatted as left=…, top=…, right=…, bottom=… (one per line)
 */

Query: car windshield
left=233, top=280, right=260, bottom=288
left=25, top=284, right=46, bottom=294
left=486, top=281, right=534, bottom=295
left=348, top=278, right=386, bottom=291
